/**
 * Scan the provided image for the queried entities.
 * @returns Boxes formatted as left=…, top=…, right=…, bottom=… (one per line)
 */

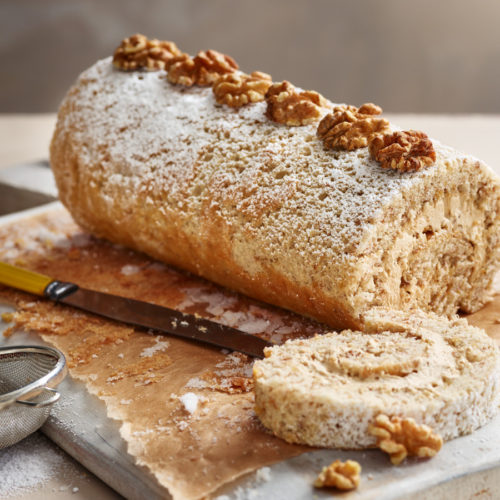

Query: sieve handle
left=16, top=387, right=60, bottom=408
left=0, top=261, right=53, bottom=296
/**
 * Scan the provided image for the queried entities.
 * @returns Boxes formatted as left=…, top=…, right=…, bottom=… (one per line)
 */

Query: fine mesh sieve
left=0, top=345, right=67, bottom=449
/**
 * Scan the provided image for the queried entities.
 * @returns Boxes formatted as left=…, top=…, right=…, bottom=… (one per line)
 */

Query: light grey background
left=1, top=0, right=500, bottom=113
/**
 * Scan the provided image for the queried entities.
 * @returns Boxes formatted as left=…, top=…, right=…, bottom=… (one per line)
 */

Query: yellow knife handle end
left=0, top=261, right=53, bottom=296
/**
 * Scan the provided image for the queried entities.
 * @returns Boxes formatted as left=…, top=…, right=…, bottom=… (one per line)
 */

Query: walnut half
left=113, top=34, right=181, bottom=71
left=369, top=414, right=443, bottom=465
left=265, top=81, right=328, bottom=126
left=168, top=49, right=239, bottom=87
left=317, top=103, right=390, bottom=151
left=213, top=71, right=272, bottom=107
left=369, top=130, right=436, bottom=172
left=314, top=459, right=361, bottom=490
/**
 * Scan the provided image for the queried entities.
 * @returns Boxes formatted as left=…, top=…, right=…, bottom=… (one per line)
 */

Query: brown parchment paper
left=2, top=206, right=500, bottom=499
left=0, top=206, right=323, bottom=500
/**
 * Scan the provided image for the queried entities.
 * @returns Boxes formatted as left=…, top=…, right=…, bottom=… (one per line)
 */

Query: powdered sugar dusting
left=215, top=353, right=253, bottom=378
left=185, top=377, right=209, bottom=389
left=176, top=286, right=306, bottom=343
left=177, top=286, right=237, bottom=315
left=121, top=264, right=141, bottom=276
left=0, top=433, right=67, bottom=497
left=214, top=465, right=272, bottom=500
left=0, top=222, right=87, bottom=261
left=140, top=336, right=169, bottom=357
left=179, top=392, right=199, bottom=414
left=237, top=318, right=269, bottom=335
left=255, top=466, right=272, bottom=482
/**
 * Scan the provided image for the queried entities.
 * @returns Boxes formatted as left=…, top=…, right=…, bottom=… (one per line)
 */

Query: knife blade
left=0, top=261, right=273, bottom=358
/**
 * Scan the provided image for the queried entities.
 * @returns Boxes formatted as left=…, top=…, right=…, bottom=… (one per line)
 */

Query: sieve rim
left=0, top=345, right=67, bottom=409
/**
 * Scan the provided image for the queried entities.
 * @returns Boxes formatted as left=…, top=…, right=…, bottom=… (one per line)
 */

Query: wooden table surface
left=1, top=113, right=499, bottom=500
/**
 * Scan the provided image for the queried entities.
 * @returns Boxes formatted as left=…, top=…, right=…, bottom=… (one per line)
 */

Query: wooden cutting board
left=1, top=203, right=500, bottom=500
left=1, top=323, right=500, bottom=500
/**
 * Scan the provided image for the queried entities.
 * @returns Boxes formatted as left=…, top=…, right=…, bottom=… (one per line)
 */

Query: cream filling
left=351, top=180, right=500, bottom=317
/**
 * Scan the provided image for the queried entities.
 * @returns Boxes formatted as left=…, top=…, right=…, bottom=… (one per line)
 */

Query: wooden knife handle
left=0, top=261, right=53, bottom=296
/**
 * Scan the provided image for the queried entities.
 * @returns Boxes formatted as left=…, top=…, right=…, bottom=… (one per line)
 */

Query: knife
left=0, top=262, right=272, bottom=358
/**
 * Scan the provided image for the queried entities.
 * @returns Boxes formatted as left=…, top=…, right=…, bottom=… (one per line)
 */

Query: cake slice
left=253, top=309, right=500, bottom=448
